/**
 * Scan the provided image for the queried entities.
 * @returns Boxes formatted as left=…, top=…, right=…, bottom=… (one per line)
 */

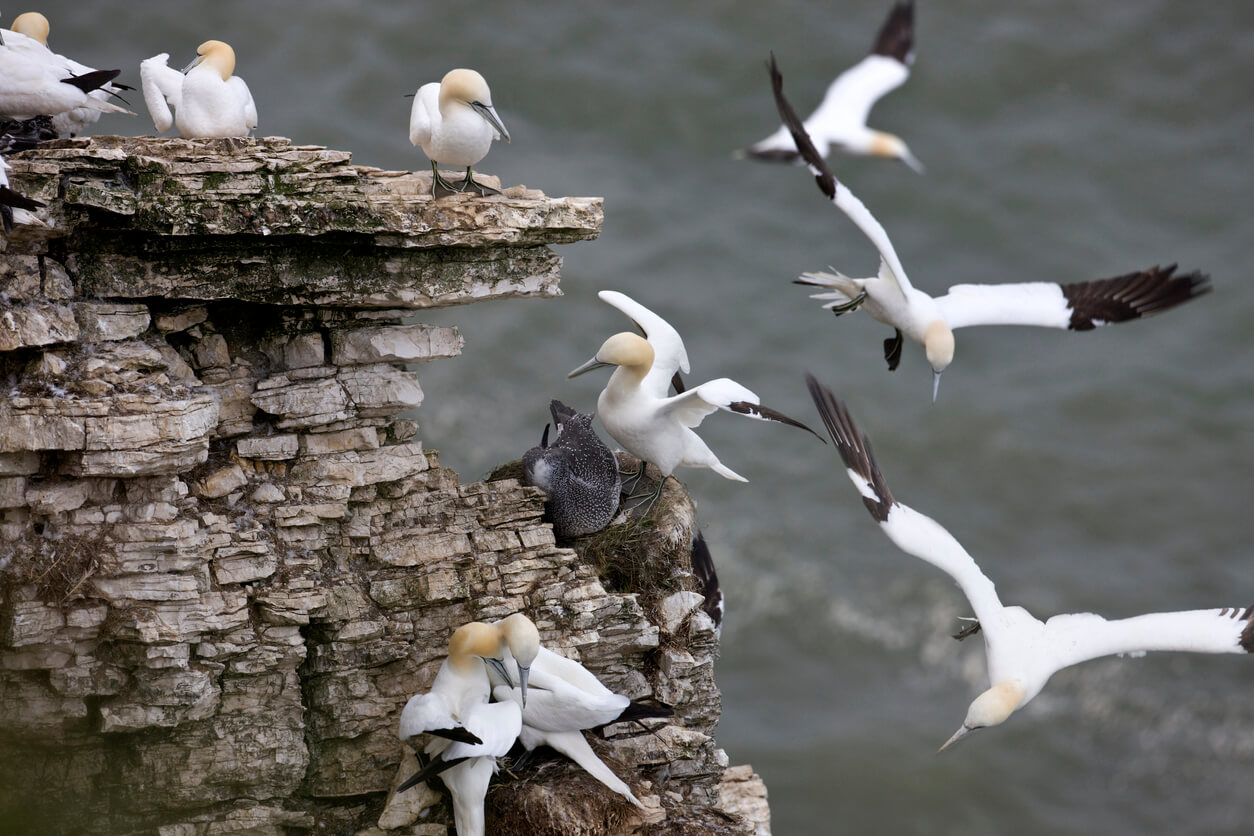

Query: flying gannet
left=488, top=613, right=671, bottom=811
left=739, top=1, right=921, bottom=172
left=806, top=374, right=1254, bottom=752
left=770, top=54, right=1210, bottom=401
left=397, top=622, right=521, bottom=836
left=523, top=399, right=622, bottom=539
left=140, top=40, right=257, bottom=138
left=410, top=68, right=510, bottom=198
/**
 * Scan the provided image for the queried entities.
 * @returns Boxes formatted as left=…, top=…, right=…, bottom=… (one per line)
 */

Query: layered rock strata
left=0, top=137, right=769, bottom=835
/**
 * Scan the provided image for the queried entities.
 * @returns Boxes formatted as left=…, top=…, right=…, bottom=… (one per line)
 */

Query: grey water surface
left=30, top=1, right=1254, bottom=833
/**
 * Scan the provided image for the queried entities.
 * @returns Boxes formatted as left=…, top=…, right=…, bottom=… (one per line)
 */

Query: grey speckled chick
left=522, top=400, right=621, bottom=539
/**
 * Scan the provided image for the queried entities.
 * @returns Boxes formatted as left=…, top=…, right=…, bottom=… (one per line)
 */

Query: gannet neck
left=193, top=40, right=236, bottom=80
left=11, top=12, right=49, bottom=45
left=447, top=621, right=504, bottom=673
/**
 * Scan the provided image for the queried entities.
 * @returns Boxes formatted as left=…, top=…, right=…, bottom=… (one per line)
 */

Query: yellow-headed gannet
left=140, top=40, right=257, bottom=138
left=807, top=374, right=1254, bottom=752
left=410, top=68, right=510, bottom=198
left=487, top=614, right=672, bottom=811
left=522, top=400, right=621, bottom=539
left=569, top=292, right=823, bottom=502
left=771, top=55, right=1209, bottom=401
left=397, top=622, right=521, bottom=836
left=740, top=1, right=921, bottom=172
left=0, top=152, right=44, bottom=232
left=7, top=12, right=133, bottom=136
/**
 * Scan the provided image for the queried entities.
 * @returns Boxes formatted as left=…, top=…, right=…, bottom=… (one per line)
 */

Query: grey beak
left=471, top=101, right=511, bottom=143
left=567, top=356, right=610, bottom=379
left=180, top=54, right=204, bottom=74
left=931, top=370, right=942, bottom=403
left=519, top=665, right=530, bottom=708
left=937, top=724, right=972, bottom=753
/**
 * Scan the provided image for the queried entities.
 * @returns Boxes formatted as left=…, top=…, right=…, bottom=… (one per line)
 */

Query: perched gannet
left=409, top=68, right=510, bottom=198
left=140, top=40, right=257, bottom=138
left=7, top=12, right=133, bottom=136
left=0, top=153, right=44, bottom=233
left=569, top=295, right=822, bottom=495
left=488, top=614, right=672, bottom=810
left=0, top=29, right=130, bottom=123
left=397, top=622, right=521, bottom=836
left=807, top=374, right=1254, bottom=752
left=770, top=56, right=1210, bottom=401
left=739, top=1, right=921, bottom=172
left=523, top=399, right=621, bottom=539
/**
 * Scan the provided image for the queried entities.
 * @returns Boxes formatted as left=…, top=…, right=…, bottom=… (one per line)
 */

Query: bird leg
left=883, top=328, right=904, bottom=371
left=459, top=166, right=501, bottom=196
left=430, top=161, right=463, bottom=199
left=828, top=288, right=867, bottom=315
left=619, top=462, right=649, bottom=494
left=951, top=620, right=982, bottom=641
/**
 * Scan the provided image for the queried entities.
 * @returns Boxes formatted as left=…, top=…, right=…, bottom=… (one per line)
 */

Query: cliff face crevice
left=0, top=137, right=768, bottom=836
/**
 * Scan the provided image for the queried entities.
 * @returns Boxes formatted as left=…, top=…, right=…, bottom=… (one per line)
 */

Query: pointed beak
left=937, top=724, right=972, bottom=753
left=180, top=54, right=204, bottom=74
left=931, top=370, right=942, bottom=403
left=471, top=101, right=510, bottom=143
left=567, top=356, right=610, bottom=379
left=901, top=150, right=925, bottom=175
left=518, top=665, right=530, bottom=708
left=486, top=657, right=513, bottom=688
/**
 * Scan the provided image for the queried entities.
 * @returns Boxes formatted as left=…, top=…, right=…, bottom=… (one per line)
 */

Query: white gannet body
left=771, top=56, right=1209, bottom=401
left=140, top=40, right=257, bottom=138
left=807, top=376, right=1254, bottom=752
left=409, top=68, right=510, bottom=197
left=5, top=12, right=132, bottom=135
left=741, top=1, right=921, bottom=172
left=0, top=24, right=131, bottom=123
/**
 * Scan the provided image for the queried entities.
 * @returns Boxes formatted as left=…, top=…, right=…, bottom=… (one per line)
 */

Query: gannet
left=0, top=153, right=44, bottom=233
left=0, top=28, right=130, bottom=123
left=523, top=399, right=621, bottom=539
left=6, top=12, right=133, bottom=136
left=770, top=55, right=1210, bottom=401
left=140, top=40, right=257, bottom=138
left=739, top=1, right=921, bottom=172
left=569, top=294, right=822, bottom=497
left=807, top=374, right=1254, bottom=752
left=488, top=614, right=672, bottom=810
left=409, top=68, right=510, bottom=198
left=396, top=622, right=521, bottom=836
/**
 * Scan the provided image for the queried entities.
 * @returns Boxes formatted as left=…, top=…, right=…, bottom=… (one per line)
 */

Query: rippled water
left=26, top=1, right=1254, bottom=833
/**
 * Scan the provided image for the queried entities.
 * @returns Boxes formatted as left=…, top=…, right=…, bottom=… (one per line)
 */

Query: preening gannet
left=140, top=40, right=257, bottom=138
left=770, top=55, right=1209, bottom=401
left=807, top=374, right=1254, bottom=752
left=409, top=68, right=510, bottom=198
left=739, top=1, right=921, bottom=172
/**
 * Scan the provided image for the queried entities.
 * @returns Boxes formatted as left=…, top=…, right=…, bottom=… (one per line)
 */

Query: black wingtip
left=614, top=698, right=676, bottom=725
left=1240, top=605, right=1254, bottom=653
left=397, top=754, right=469, bottom=793
left=0, top=186, right=45, bottom=213
left=871, top=1, right=916, bottom=64
left=804, top=373, right=895, bottom=522
left=61, top=68, right=122, bottom=95
left=728, top=400, right=827, bottom=443
left=426, top=726, right=484, bottom=746
left=1062, top=264, right=1213, bottom=331
left=767, top=53, right=837, bottom=200
left=690, top=530, right=723, bottom=631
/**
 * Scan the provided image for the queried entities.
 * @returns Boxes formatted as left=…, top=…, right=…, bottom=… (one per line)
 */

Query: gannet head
left=11, top=12, right=50, bottom=45
left=938, top=680, right=1027, bottom=753
left=923, top=320, right=954, bottom=402
left=447, top=621, right=506, bottom=674
left=497, top=613, right=539, bottom=707
left=440, top=68, right=511, bottom=143
left=568, top=332, right=655, bottom=379
left=185, top=40, right=236, bottom=80
left=870, top=131, right=924, bottom=174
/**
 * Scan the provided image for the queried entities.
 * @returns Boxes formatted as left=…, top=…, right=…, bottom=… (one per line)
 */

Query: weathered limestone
left=0, top=137, right=768, bottom=835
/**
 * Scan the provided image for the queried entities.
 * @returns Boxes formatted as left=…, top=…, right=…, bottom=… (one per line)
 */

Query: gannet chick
left=523, top=399, right=621, bottom=539
left=8, top=12, right=133, bottom=136
left=397, top=622, right=521, bottom=836
left=140, top=40, right=257, bottom=138
left=771, top=56, right=1209, bottom=401
left=807, top=374, right=1254, bottom=752
left=0, top=153, right=44, bottom=233
left=739, top=1, right=921, bottom=172
left=409, top=68, right=510, bottom=198
left=488, top=614, right=672, bottom=810
left=568, top=328, right=822, bottom=501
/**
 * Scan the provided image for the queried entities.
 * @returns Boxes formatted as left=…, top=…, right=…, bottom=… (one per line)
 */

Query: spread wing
left=140, top=53, right=183, bottom=132
left=597, top=290, right=690, bottom=397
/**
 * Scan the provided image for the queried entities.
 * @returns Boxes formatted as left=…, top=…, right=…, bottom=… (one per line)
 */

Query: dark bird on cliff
left=807, top=373, right=1254, bottom=753
left=488, top=613, right=670, bottom=816
left=690, top=531, right=724, bottom=637
left=523, top=399, right=621, bottom=539
left=409, top=68, right=510, bottom=198
left=770, top=55, right=1211, bottom=401
left=568, top=290, right=824, bottom=505
left=737, top=1, right=922, bottom=172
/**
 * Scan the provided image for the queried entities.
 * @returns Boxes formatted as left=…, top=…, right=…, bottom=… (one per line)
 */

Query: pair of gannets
left=769, top=55, right=1210, bottom=401
left=523, top=399, right=621, bottom=539
left=807, top=375, right=1254, bottom=751
left=140, top=41, right=257, bottom=138
left=410, top=69, right=510, bottom=198
left=740, top=1, right=922, bottom=172
left=0, top=13, right=132, bottom=129
left=568, top=291, right=822, bottom=494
